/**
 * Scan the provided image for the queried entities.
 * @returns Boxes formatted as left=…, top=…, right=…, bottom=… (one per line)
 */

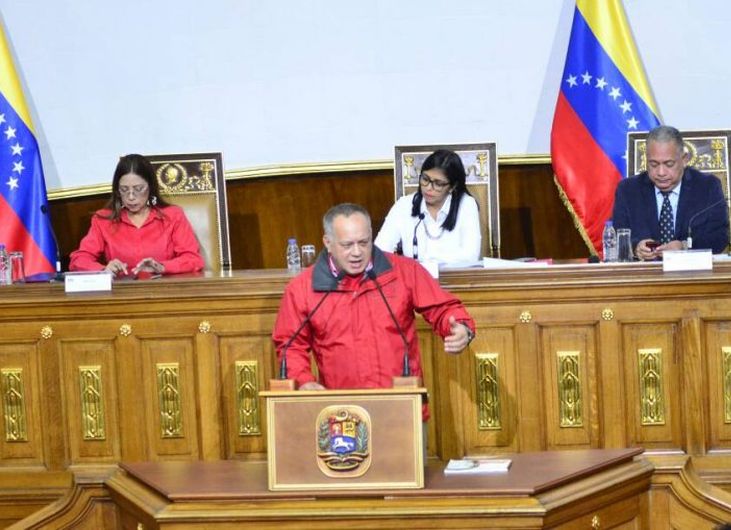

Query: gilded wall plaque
left=156, top=363, right=183, bottom=438
left=79, top=366, right=106, bottom=440
left=475, top=353, right=501, bottom=430
left=557, top=351, right=583, bottom=427
left=235, top=361, right=261, bottom=436
left=638, top=348, right=665, bottom=425
left=1, top=368, right=27, bottom=442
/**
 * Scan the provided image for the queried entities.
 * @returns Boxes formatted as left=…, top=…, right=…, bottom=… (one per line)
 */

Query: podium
left=260, top=387, right=427, bottom=491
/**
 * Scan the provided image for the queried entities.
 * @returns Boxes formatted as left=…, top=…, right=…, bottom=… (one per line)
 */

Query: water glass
left=616, top=229, right=633, bottom=262
left=9, top=251, right=25, bottom=283
left=301, top=244, right=317, bottom=268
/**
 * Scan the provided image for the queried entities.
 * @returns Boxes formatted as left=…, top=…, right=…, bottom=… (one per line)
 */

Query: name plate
left=662, top=249, right=713, bottom=272
left=64, top=271, right=113, bottom=293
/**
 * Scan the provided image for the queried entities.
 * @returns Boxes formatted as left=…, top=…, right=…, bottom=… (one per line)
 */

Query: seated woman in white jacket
left=375, top=149, right=481, bottom=265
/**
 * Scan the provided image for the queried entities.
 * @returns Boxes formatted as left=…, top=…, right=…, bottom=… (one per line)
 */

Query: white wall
left=0, top=0, right=729, bottom=191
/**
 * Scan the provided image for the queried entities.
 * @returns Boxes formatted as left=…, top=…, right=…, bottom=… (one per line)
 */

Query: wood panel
left=48, top=162, right=588, bottom=270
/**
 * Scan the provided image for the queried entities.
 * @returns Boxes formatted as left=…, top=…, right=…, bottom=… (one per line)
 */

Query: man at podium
left=272, top=203, right=475, bottom=413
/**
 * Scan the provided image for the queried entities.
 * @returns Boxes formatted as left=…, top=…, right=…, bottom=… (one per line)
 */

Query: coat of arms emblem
left=316, top=405, right=371, bottom=477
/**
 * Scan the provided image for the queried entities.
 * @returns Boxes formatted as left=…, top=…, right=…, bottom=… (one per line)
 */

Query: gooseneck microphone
left=366, top=269, right=411, bottom=377
left=40, top=204, right=63, bottom=281
left=278, top=271, right=344, bottom=380
left=686, top=197, right=727, bottom=249
left=412, top=213, right=425, bottom=260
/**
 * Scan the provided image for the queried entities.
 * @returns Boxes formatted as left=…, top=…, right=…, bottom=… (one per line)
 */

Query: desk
left=20, top=449, right=653, bottom=529
left=3, top=264, right=731, bottom=524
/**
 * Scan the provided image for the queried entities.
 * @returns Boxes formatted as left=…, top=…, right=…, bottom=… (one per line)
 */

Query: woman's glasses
left=118, top=184, right=148, bottom=197
left=419, top=174, right=450, bottom=191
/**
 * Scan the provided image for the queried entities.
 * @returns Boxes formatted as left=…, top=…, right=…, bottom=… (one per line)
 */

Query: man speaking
left=272, top=203, right=475, bottom=405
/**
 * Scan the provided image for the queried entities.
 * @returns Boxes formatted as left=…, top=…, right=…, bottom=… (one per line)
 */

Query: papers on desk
left=482, top=257, right=550, bottom=269
left=444, top=458, right=512, bottom=474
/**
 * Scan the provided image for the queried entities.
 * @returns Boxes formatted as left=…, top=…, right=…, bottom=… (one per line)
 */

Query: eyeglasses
left=118, top=184, right=148, bottom=197
left=419, top=173, right=450, bottom=191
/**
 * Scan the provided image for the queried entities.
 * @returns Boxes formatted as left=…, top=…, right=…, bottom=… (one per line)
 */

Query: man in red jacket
left=272, top=203, right=475, bottom=398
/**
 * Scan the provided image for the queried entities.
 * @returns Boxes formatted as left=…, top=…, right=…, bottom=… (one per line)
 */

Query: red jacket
left=272, top=248, right=475, bottom=395
left=69, top=205, right=204, bottom=274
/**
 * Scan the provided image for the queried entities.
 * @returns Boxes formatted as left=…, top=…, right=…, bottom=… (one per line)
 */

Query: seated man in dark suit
left=613, top=125, right=729, bottom=260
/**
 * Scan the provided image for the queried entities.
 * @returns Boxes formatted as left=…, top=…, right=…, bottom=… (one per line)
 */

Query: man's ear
left=323, top=234, right=331, bottom=252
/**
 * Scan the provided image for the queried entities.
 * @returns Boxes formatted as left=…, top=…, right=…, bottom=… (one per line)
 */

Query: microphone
left=412, top=213, right=425, bottom=260
left=40, top=205, right=63, bottom=281
left=278, top=271, right=344, bottom=380
left=686, top=197, right=727, bottom=249
left=366, top=269, right=411, bottom=377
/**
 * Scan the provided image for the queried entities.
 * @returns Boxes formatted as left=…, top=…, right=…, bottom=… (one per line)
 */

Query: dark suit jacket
left=612, top=167, right=729, bottom=253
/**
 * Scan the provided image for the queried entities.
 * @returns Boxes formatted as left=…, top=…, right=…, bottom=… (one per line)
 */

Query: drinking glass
left=616, top=229, right=634, bottom=262
left=9, top=251, right=25, bottom=283
left=301, top=245, right=317, bottom=267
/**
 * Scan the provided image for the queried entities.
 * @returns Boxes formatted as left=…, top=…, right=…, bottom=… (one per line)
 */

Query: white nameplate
left=64, top=271, right=113, bottom=293
left=662, top=249, right=713, bottom=272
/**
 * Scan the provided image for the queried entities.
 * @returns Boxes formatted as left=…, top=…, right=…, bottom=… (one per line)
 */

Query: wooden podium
left=260, top=387, right=427, bottom=491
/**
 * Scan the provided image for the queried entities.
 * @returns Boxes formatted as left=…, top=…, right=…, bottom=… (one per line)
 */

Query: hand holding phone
left=646, top=240, right=660, bottom=251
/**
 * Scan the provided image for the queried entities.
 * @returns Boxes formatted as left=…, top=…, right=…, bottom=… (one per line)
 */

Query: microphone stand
left=366, top=269, right=422, bottom=388
left=40, top=205, right=64, bottom=281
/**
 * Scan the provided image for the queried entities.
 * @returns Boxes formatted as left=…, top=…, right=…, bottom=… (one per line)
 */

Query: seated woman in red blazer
left=70, top=154, right=204, bottom=276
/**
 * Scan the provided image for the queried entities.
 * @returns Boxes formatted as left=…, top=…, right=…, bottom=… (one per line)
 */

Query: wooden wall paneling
left=58, top=338, right=120, bottom=464
left=462, top=327, right=519, bottom=455
left=219, top=333, right=273, bottom=460
left=515, top=313, right=545, bottom=452
left=703, top=320, right=731, bottom=452
left=140, top=336, right=199, bottom=460
left=540, top=325, right=600, bottom=450
left=114, top=322, right=147, bottom=462
left=193, top=326, right=223, bottom=461
left=622, top=322, right=683, bottom=452
left=431, top=321, right=465, bottom=460
left=599, top=310, right=627, bottom=449
left=49, top=161, right=590, bottom=271
left=0, top=337, right=43, bottom=465
left=680, top=312, right=708, bottom=456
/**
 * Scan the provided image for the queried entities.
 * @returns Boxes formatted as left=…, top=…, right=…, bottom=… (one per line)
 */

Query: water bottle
left=0, top=244, right=9, bottom=285
left=602, top=221, right=618, bottom=262
left=286, top=238, right=301, bottom=273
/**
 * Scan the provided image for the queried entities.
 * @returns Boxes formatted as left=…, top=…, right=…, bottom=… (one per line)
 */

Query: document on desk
left=444, top=458, right=512, bottom=474
left=482, top=257, right=550, bottom=269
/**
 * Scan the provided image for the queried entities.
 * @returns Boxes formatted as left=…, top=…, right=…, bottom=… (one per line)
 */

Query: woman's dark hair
left=410, top=149, right=472, bottom=231
left=102, top=154, right=169, bottom=221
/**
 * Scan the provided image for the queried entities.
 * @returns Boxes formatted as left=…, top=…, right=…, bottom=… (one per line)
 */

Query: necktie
left=659, top=192, right=674, bottom=244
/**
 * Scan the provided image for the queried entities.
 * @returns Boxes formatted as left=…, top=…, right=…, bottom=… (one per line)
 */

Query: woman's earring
left=150, top=195, right=158, bottom=206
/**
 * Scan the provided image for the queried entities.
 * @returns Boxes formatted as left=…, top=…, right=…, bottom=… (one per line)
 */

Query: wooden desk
left=4, top=264, right=731, bottom=525
left=19, top=449, right=653, bottom=529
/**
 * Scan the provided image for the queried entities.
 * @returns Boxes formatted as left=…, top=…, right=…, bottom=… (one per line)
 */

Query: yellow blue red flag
left=551, top=0, right=660, bottom=255
left=0, top=22, right=56, bottom=276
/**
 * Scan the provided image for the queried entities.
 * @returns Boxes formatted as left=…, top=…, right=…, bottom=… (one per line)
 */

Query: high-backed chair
left=145, top=153, right=232, bottom=272
left=394, top=142, right=500, bottom=258
left=627, top=129, right=731, bottom=238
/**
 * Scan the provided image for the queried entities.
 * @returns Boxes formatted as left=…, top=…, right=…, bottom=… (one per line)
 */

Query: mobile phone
left=646, top=240, right=660, bottom=250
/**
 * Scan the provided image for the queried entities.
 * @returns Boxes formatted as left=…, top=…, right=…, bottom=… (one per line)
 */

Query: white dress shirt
left=374, top=192, right=481, bottom=264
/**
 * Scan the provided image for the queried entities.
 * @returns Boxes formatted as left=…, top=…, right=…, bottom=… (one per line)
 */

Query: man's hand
left=299, top=382, right=326, bottom=390
left=657, top=240, right=683, bottom=252
left=444, top=316, right=473, bottom=354
left=635, top=239, right=658, bottom=261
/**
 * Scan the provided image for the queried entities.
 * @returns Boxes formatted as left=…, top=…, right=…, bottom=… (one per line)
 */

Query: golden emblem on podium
left=315, top=405, right=371, bottom=477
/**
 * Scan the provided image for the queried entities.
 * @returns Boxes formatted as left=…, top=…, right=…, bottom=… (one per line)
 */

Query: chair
left=145, top=152, right=232, bottom=272
left=394, top=142, right=500, bottom=258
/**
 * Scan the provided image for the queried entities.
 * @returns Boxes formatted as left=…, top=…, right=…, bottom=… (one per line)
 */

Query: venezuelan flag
left=0, top=21, right=56, bottom=276
left=551, top=0, right=660, bottom=256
